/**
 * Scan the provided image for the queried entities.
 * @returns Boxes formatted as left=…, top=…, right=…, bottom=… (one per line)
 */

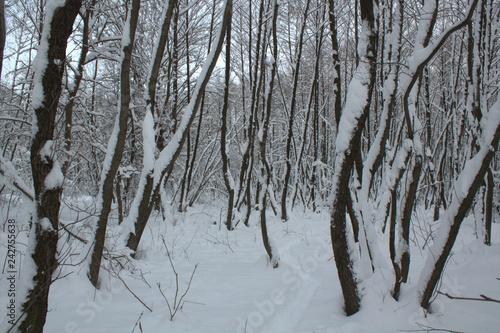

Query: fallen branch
left=399, top=323, right=464, bottom=332
left=438, top=291, right=500, bottom=304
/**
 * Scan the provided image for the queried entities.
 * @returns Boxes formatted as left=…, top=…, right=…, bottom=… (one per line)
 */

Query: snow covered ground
left=1, top=198, right=500, bottom=332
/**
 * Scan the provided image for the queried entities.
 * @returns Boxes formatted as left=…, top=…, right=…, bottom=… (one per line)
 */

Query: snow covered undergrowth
left=1, top=199, right=500, bottom=333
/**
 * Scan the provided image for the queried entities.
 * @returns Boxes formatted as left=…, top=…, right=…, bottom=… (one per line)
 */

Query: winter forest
left=0, top=0, right=499, bottom=331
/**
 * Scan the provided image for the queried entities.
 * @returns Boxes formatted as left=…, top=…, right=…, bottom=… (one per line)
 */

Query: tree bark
left=0, top=0, right=6, bottom=79
left=258, top=0, right=279, bottom=267
left=330, top=0, right=377, bottom=316
left=484, top=167, right=493, bottom=245
left=220, top=2, right=234, bottom=230
left=62, top=0, right=96, bottom=175
left=18, top=1, right=82, bottom=331
left=327, top=0, right=342, bottom=128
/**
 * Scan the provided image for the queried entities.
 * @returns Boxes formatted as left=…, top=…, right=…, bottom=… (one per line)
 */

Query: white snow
left=0, top=155, right=35, bottom=201
left=40, top=217, right=54, bottom=231
left=1, top=201, right=494, bottom=333
left=31, top=0, right=66, bottom=113
left=40, top=140, right=54, bottom=163
left=44, top=161, right=64, bottom=190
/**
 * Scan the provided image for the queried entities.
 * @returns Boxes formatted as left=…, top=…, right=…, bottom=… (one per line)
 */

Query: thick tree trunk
left=330, top=0, right=377, bottom=316
left=18, top=1, right=82, bottom=331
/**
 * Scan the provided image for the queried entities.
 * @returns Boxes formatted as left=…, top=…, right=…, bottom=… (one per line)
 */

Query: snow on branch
left=0, top=155, right=34, bottom=202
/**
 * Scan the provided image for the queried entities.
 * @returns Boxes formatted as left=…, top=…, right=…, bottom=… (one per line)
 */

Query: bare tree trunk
left=17, top=1, right=82, bottom=331
left=62, top=0, right=96, bottom=175
left=121, top=0, right=177, bottom=251
left=89, top=0, right=141, bottom=287
left=220, top=5, right=234, bottom=230
left=484, top=167, right=493, bottom=245
left=235, top=0, right=265, bottom=222
left=185, top=0, right=216, bottom=208
left=327, top=0, right=342, bottom=128
left=290, top=7, right=324, bottom=209
left=179, top=2, right=193, bottom=212
left=258, top=0, right=279, bottom=267
left=0, top=0, right=5, bottom=79
left=280, top=0, right=310, bottom=221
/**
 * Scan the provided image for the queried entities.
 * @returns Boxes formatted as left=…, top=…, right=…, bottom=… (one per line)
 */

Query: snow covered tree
left=329, top=0, right=378, bottom=316
left=123, top=0, right=233, bottom=253
left=16, top=1, right=82, bottom=331
left=89, top=0, right=142, bottom=287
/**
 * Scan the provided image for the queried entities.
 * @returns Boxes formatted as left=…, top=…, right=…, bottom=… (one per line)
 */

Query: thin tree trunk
left=0, top=0, right=6, bottom=79
left=484, top=167, right=493, bottom=245
left=179, top=1, right=194, bottom=211
left=290, top=13, right=324, bottom=209
left=235, top=0, right=265, bottom=214
left=121, top=0, right=177, bottom=251
left=221, top=6, right=235, bottom=230
left=327, top=0, right=342, bottom=128
left=258, top=0, right=279, bottom=267
left=62, top=0, right=96, bottom=175
left=89, top=0, right=141, bottom=287
left=419, top=105, right=500, bottom=310
left=280, top=0, right=310, bottom=221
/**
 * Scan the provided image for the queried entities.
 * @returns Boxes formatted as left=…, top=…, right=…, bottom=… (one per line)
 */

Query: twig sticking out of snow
left=130, top=311, right=144, bottom=333
left=159, top=236, right=199, bottom=321
left=107, top=265, right=153, bottom=312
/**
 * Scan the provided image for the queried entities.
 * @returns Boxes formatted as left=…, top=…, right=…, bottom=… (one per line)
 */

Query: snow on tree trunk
left=16, top=1, right=81, bottom=331
left=122, top=0, right=233, bottom=253
left=258, top=0, right=279, bottom=268
left=122, top=0, right=177, bottom=249
left=88, top=0, right=141, bottom=288
left=419, top=99, right=500, bottom=310
left=220, top=2, right=235, bottom=230
left=329, top=0, right=377, bottom=316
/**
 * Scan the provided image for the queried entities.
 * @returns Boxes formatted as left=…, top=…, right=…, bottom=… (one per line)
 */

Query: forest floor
left=1, top=197, right=500, bottom=333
